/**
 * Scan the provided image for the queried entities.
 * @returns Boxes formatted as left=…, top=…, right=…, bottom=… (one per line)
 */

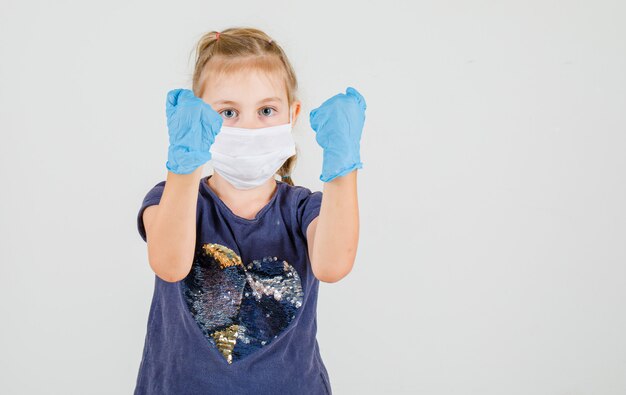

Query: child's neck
left=206, top=173, right=278, bottom=218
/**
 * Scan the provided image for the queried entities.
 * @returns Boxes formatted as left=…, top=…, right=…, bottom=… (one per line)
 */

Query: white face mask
left=209, top=109, right=296, bottom=190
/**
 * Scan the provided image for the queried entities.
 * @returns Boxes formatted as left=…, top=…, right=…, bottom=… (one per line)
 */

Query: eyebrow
left=215, top=97, right=283, bottom=105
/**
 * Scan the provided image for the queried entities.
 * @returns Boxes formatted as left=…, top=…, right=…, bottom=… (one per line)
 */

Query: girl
left=135, top=27, right=366, bottom=394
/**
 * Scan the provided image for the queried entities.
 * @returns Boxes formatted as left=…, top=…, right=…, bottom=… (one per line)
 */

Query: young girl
left=135, top=27, right=366, bottom=394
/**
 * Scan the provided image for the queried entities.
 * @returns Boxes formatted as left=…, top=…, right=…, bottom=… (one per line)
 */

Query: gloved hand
left=309, top=86, right=367, bottom=182
left=165, top=88, right=223, bottom=174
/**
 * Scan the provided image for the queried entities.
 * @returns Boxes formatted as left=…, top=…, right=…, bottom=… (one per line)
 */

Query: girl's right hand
left=165, top=88, right=223, bottom=175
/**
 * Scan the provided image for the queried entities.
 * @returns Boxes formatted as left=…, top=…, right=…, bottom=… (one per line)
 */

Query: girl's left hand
left=309, top=87, right=367, bottom=182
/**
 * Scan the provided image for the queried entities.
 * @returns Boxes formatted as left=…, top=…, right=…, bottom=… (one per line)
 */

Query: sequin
left=181, top=243, right=304, bottom=364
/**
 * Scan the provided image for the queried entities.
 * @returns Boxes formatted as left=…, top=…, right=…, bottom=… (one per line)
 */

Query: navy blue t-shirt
left=134, top=175, right=331, bottom=395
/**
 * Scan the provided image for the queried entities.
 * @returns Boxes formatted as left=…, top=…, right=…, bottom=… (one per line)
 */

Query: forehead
left=204, top=68, right=287, bottom=105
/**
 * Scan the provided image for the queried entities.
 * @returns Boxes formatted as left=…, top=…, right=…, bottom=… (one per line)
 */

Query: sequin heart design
left=180, top=243, right=304, bottom=364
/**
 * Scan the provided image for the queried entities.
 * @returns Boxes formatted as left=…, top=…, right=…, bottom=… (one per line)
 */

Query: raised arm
left=144, top=168, right=203, bottom=282
left=143, top=88, right=223, bottom=282
left=308, top=170, right=359, bottom=283
left=307, top=86, right=367, bottom=283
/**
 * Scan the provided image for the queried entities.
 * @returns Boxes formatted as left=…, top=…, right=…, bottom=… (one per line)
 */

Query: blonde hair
left=189, top=27, right=299, bottom=186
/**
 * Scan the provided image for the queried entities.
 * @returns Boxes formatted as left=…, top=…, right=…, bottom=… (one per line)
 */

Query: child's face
left=202, top=69, right=300, bottom=129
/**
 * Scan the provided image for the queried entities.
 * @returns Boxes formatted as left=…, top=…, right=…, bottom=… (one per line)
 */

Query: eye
left=260, top=107, right=276, bottom=117
left=220, top=109, right=237, bottom=119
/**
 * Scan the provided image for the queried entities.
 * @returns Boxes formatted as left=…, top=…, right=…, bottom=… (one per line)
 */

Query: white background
left=1, top=0, right=625, bottom=394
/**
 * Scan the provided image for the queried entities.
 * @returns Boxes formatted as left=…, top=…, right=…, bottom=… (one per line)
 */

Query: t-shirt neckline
left=200, top=175, right=283, bottom=224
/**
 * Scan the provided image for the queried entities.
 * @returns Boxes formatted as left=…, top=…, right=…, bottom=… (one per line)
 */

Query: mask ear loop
left=281, top=106, right=293, bottom=180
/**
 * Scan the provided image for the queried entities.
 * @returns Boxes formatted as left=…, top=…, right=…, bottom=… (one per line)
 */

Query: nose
left=238, top=119, right=264, bottom=129
left=223, top=114, right=266, bottom=129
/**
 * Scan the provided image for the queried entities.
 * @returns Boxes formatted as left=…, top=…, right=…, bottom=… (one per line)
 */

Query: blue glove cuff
left=320, top=161, right=363, bottom=182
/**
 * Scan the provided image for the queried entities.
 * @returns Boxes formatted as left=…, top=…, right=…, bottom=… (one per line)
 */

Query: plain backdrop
left=1, top=0, right=625, bottom=394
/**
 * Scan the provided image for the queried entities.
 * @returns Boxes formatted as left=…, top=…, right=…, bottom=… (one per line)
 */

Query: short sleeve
left=295, top=188, right=323, bottom=238
left=137, top=181, right=166, bottom=242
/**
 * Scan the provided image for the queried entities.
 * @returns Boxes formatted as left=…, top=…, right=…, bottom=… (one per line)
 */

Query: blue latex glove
left=309, top=87, right=367, bottom=182
left=165, top=89, right=223, bottom=174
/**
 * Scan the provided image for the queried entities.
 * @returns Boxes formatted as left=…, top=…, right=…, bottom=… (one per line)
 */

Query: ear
left=291, top=100, right=302, bottom=123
